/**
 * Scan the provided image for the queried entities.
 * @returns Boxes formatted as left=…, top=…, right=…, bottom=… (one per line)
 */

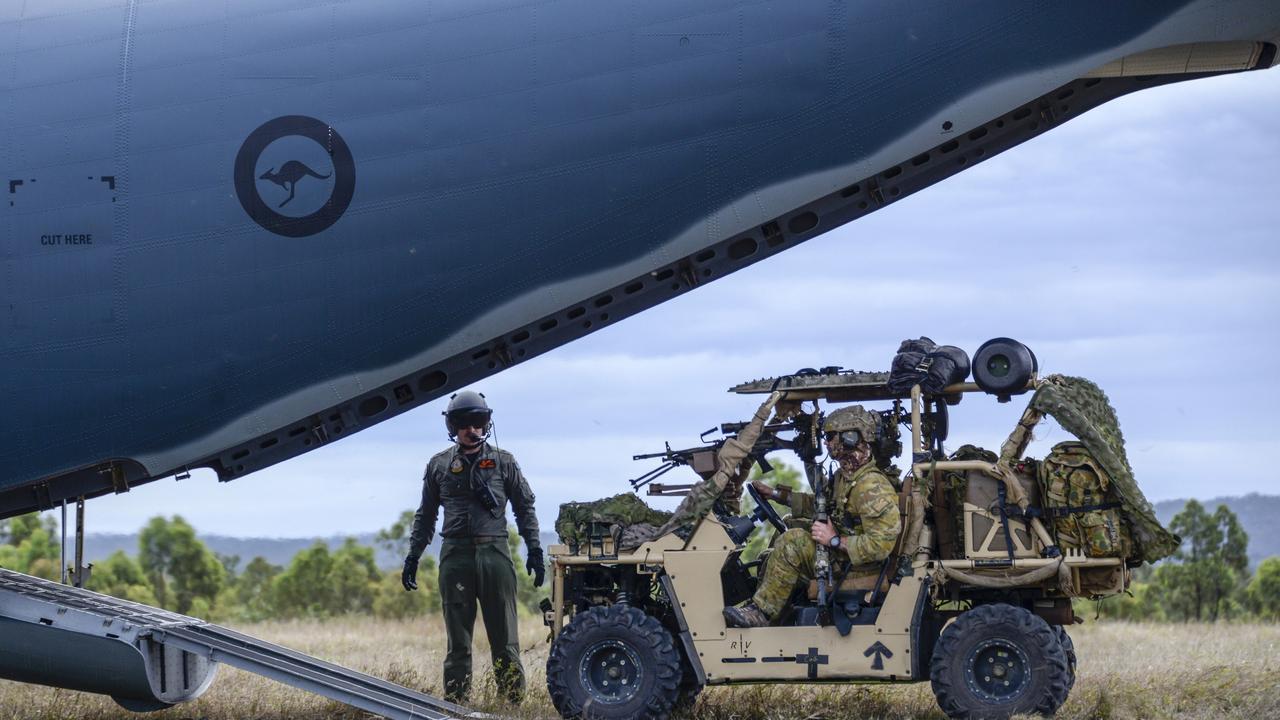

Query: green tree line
left=1087, top=499, right=1280, bottom=622
left=1, top=488, right=1274, bottom=623
left=0, top=512, right=547, bottom=623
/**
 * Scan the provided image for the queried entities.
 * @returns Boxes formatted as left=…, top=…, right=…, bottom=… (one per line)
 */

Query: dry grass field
left=0, top=617, right=1275, bottom=720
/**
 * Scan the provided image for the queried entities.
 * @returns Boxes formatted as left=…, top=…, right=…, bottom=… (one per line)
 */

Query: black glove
left=402, top=554, right=419, bottom=591
left=526, top=547, right=545, bottom=588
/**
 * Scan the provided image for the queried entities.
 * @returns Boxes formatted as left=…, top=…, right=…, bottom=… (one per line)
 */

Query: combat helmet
left=824, top=405, right=880, bottom=449
left=443, top=390, right=492, bottom=436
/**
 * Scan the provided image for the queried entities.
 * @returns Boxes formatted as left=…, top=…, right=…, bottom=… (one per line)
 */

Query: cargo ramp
left=0, top=567, right=472, bottom=718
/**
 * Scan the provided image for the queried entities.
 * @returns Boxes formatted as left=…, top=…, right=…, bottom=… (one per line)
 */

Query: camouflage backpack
left=1040, top=441, right=1131, bottom=558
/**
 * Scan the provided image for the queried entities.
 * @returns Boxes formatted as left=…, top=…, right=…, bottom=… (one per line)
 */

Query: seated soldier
left=723, top=405, right=902, bottom=628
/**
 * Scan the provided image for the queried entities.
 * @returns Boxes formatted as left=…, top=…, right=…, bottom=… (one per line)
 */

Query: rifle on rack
left=629, top=422, right=798, bottom=494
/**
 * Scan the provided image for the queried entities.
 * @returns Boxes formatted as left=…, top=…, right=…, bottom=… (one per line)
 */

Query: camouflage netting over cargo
left=555, top=493, right=675, bottom=550
left=1027, top=375, right=1180, bottom=562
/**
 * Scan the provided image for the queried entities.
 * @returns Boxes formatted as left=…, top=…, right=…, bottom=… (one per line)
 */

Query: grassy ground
left=0, top=617, right=1275, bottom=719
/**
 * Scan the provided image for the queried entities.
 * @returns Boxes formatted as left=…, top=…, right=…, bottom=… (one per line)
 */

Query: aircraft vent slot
left=539, top=318, right=558, bottom=331
left=787, top=211, right=818, bottom=234
left=38, top=617, right=53, bottom=626
left=418, top=371, right=447, bottom=393
left=159, top=644, right=167, bottom=694
left=624, top=281, right=643, bottom=295
left=728, top=237, right=758, bottom=260
left=940, top=139, right=959, bottom=154
left=882, top=165, right=902, bottom=179
left=695, top=249, right=715, bottom=262
left=840, top=183, right=859, bottom=198
left=1057, top=88, right=1075, bottom=100
left=288, top=426, right=307, bottom=438
left=593, top=294, right=613, bottom=308
left=968, top=126, right=990, bottom=141
left=911, top=152, right=930, bottom=166
left=567, top=307, right=585, bottom=319
left=358, top=396, right=388, bottom=417
left=328, top=413, right=339, bottom=423
left=471, top=348, right=490, bottom=360
left=259, top=437, right=278, bottom=449
left=511, top=330, right=530, bottom=344
left=394, top=384, right=414, bottom=405
left=1011, top=107, right=1032, bottom=122
left=653, top=268, right=674, bottom=282
left=231, top=449, right=249, bottom=461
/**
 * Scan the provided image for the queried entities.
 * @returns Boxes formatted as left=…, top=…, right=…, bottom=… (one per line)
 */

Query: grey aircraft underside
left=3, top=0, right=1280, bottom=714
left=1, top=1, right=1278, bottom=518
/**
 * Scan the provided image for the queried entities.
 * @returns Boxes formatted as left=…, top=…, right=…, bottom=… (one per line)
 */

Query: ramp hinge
left=108, top=463, right=130, bottom=493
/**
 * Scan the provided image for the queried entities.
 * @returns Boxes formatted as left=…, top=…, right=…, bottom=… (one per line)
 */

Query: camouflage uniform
left=408, top=442, right=539, bottom=703
left=751, top=462, right=900, bottom=619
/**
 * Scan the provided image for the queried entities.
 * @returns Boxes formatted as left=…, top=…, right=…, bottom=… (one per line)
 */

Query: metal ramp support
left=0, top=568, right=472, bottom=719
left=154, top=624, right=473, bottom=720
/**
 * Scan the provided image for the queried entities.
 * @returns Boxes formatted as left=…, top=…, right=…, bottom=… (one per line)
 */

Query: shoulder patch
left=478, top=458, right=497, bottom=469
left=449, top=458, right=463, bottom=474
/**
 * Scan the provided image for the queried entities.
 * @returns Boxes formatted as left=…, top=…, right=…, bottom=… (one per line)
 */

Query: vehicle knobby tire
left=547, top=605, right=683, bottom=719
left=1055, top=625, right=1077, bottom=693
left=929, top=603, right=1071, bottom=719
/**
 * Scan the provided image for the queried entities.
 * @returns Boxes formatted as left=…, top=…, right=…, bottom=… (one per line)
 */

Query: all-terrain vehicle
left=543, top=338, right=1177, bottom=719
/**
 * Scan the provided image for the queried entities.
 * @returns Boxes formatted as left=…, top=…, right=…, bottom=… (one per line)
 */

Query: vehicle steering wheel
left=746, top=482, right=788, bottom=535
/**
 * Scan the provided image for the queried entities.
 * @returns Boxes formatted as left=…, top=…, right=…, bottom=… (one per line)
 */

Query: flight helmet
left=444, top=390, right=492, bottom=437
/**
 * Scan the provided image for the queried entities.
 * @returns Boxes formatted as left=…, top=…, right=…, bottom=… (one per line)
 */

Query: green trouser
left=752, top=528, right=816, bottom=619
left=439, top=538, right=524, bottom=703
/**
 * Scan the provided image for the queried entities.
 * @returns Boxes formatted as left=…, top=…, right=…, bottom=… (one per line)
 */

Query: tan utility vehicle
left=543, top=339, right=1172, bottom=719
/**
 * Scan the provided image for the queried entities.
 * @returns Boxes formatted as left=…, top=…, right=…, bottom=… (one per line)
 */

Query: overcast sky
left=80, top=68, right=1280, bottom=540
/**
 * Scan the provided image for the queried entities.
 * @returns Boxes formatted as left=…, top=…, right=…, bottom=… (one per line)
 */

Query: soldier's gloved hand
left=401, top=554, right=420, bottom=591
left=526, top=547, right=545, bottom=588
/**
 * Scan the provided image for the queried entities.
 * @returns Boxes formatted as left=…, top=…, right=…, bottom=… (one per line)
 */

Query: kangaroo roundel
left=234, top=115, right=356, bottom=238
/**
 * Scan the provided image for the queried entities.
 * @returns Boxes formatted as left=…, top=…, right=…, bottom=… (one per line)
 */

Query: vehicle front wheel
left=546, top=605, right=682, bottom=719
left=929, top=603, right=1071, bottom=719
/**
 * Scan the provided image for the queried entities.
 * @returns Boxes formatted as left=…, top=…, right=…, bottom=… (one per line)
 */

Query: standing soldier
left=401, top=391, right=543, bottom=703
left=724, top=405, right=901, bottom=627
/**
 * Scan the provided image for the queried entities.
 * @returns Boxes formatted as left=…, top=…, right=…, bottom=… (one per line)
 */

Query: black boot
left=723, top=601, right=771, bottom=628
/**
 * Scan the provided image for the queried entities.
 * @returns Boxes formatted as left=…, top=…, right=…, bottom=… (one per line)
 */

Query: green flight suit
left=752, top=462, right=900, bottom=619
left=408, top=442, right=540, bottom=703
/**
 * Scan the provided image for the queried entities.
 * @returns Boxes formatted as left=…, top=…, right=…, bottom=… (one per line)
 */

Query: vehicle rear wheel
left=929, top=603, right=1071, bottom=719
left=547, top=605, right=682, bottom=719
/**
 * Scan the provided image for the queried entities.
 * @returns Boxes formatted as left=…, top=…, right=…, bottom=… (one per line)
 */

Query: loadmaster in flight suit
left=401, top=391, right=543, bottom=703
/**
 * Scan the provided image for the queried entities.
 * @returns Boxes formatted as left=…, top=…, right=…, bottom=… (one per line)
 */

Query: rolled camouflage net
left=620, top=390, right=785, bottom=550
left=1027, top=375, right=1180, bottom=563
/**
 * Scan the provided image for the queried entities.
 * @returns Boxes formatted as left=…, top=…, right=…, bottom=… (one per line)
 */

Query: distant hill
left=83, top=531, right=560, bottom=571
left=1153, top=494, right=1278, bottom=568
left=82, top=495, right=1278, bottom=572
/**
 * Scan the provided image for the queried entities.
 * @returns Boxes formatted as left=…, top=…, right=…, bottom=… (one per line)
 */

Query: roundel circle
left=234, top=115, right=355, bottom=238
